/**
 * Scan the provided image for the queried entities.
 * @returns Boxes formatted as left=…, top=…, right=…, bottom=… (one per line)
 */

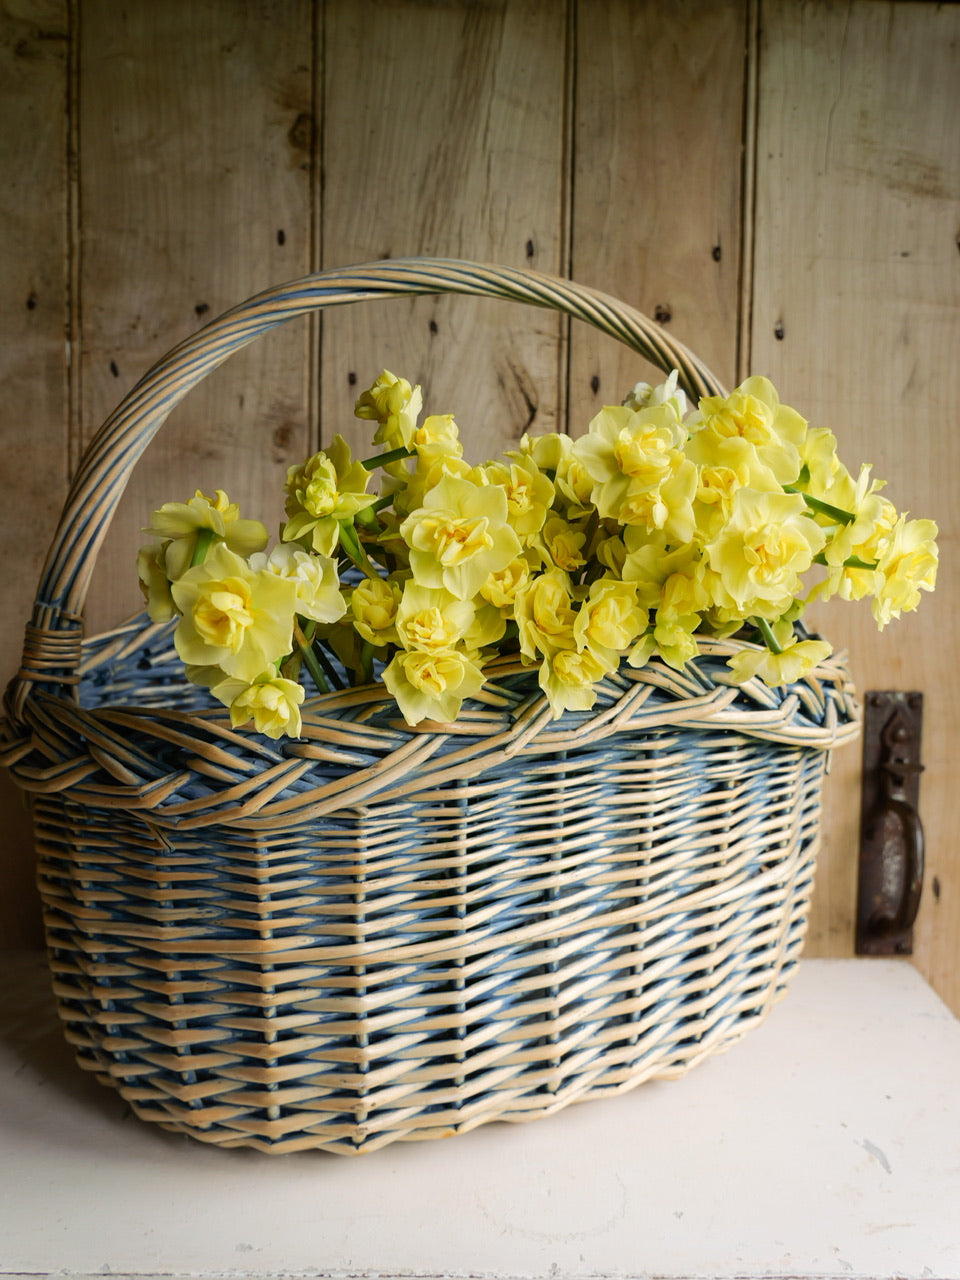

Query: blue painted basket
left=1, top=261, right=858, bottom=1154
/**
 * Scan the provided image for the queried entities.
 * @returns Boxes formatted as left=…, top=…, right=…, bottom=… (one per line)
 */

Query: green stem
left=360, top=445, right=414, bottom=469
left=189, top=527, right=218, bottom=567
left=339, top=520, right=383, bottom=580
left=753, top=616, right=784, bottom=654
left=784, top=485, right=856, bottom=526
left=294, top=621, right=329, bottom=694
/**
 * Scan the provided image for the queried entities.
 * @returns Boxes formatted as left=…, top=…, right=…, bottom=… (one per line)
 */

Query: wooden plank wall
left=1, top=0, right=957, bottom=1012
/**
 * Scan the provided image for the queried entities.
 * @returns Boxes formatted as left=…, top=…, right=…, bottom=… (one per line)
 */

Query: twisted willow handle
left=14, top=258, right=726, bottom=706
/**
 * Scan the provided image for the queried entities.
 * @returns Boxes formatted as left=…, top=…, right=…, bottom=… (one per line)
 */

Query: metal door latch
left=856, top=691, right=924, bottom=955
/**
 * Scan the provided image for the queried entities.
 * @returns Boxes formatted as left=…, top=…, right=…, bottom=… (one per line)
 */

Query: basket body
left=25, top=617, right=855, bottom=1155
left=1, top=260, right=859, bottom=1154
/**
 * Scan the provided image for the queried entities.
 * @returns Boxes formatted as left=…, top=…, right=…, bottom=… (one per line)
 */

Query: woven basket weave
left=2, top=260, right=859, bottom=1155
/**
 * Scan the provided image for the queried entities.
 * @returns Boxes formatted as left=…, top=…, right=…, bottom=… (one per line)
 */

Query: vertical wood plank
left=569, top=0, right=748, bottom=425
left=0, top=0, right=69, bottom=947
left=320, top=0, right=570, bottom=461
left=752, top=1, right=960, bottom=1008
left=77, top=0, right=316, bottom=635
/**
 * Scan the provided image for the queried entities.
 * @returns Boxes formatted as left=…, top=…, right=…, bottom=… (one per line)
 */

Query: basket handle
left=13, top=257, right=726, bottom=707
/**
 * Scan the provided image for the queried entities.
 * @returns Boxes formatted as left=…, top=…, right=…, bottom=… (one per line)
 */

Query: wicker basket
left=2, top=260, right=858, bottom=1155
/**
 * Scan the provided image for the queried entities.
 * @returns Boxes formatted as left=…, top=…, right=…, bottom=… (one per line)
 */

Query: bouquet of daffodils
left=138, top=370, right=938, bottom=738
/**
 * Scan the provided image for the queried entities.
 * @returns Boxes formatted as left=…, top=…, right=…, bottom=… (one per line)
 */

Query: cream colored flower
left=382, top=648, right=486, bottom=726
left=400, top=472, right=522, bottom=600
left=144, top=489, right=269, bottom=581
left=249, top=543, right=345, bottom=625
left=171, top=543, right=298, bottom=682
left=622, top=369, right=689, bottom=417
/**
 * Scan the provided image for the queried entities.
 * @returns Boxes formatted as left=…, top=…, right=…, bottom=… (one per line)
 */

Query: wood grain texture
left=751, top=0, right=960, bottom=1008
left=568, top=0, right=748, bottom=429
left=76, top=0, right=316, bottom=635
left=0, top=0, right=69, bottom=947
left=320, top=0, right=570, bottom=459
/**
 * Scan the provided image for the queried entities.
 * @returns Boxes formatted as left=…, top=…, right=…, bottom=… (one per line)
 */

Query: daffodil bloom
left=395, top=582, right=476, bottom=653
left=871, top=516, right=939, bottom=629
left=171, top=543, right=298, bottom=682
left=412, top=413, right=463, bottom=466
left=622, top=529, right=707, bottom=612
left=283, top=435, right=376, bottom=556
left=514, top=568, right=578, bottom=660
left=198, top=670, right=305, bottom=739
left=705, top=489, right=826, bottom=619
left=573, top=578, right=645, bottom=659
left=137, top=542, right=176, bottom=622
left=538, top=644, right=614, bottom=718
left=480, top=556, right=532, bottom=612
left=249, top=543, right=345, bottom=625
left=400, top=472, right=522, bottom=600
left=382, top=648, right=486, bottom=725
left=354, top=369, right=423, bottom=451
left=537, top=515, right=588, bottom=572
left=727, top=634, right=833, bottom=687
left=688, top=377, right=807, bottom=484
left=480, top=455, right=555, bottom=542
left=622, top=369, right=689, bottom=417
left=574, top=401, right=697, bottom=540
left=144, top=489, right=269, bottom=581
left=350, top=575, right=403, bottom=646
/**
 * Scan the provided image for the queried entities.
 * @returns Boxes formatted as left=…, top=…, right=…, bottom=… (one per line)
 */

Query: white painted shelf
left=1, top=953, right=958, bottom=1280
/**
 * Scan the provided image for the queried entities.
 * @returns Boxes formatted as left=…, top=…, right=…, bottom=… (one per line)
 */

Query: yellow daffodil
left=573, top=401, right=697, bottom=540
left=688, top=376, right=807, bottom=484
left=705, top=489, right=826, bottom=619
left=727, top=634, right=833, bottom=687
left=137, top=542, right=176, bottom=622
left=538, top=644, right=614, bottom=718
left=382, top=648, right=486, bottom=726
left=573, top=578, right=646, bottom=659
left=514, top=569, right=578, bottom=660
left=871, top=516, right=939, bottom=629
left=480, top=556, right=533, bottom=613
left=355, top=369, right=423, bottom=451
left=283, top=435, right=376, bottom=556
left=171, top=543, right=298, bottom=682
left=480, top=455, right=555, bottom=543
left=537, top=515, right=588, bottom=572
left=199, top=670, right=305, bottom=739
left=350, top=575, right=403, bottom=646
left=400, top=472, right=522, bottom=600
left=144, top=488, right=269, bottom=581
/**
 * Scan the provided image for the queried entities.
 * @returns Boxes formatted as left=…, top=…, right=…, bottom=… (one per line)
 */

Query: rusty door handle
left=856, top=692, right=925, bottom=955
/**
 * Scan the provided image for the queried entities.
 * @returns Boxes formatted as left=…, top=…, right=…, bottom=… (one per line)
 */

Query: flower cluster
left=139, top=370, right=938, bottom=736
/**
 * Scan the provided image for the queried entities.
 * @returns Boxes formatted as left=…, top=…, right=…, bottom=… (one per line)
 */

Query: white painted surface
left=1, top=954, right=958, bottom=1280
